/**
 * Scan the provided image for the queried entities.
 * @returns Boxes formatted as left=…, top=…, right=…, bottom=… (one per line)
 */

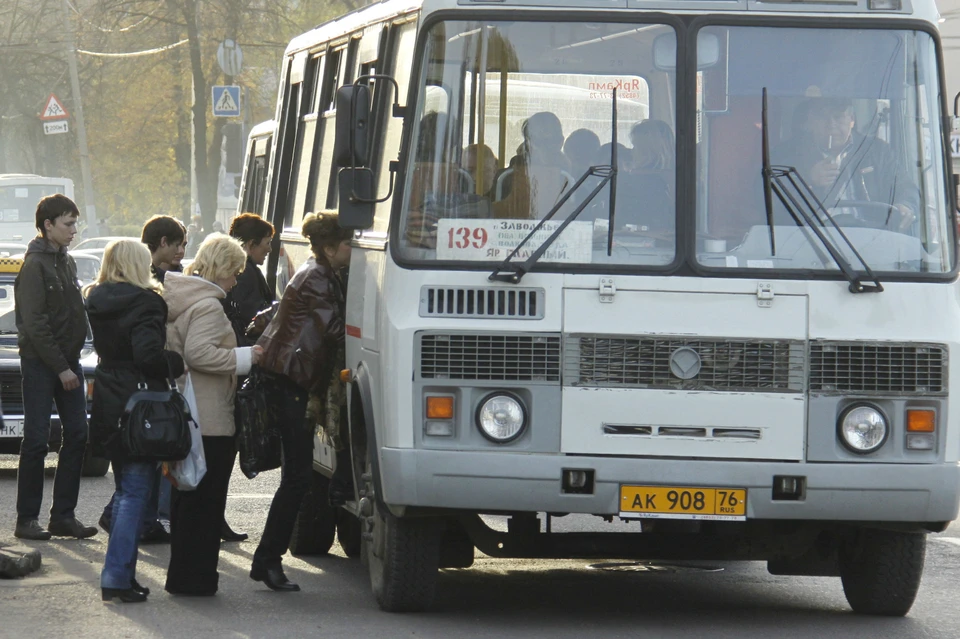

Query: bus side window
left=305, top=47, right=345, bottom=218
left=288, top=54, right=323, bottom=227
left=369, top=21, right=417, bottom=234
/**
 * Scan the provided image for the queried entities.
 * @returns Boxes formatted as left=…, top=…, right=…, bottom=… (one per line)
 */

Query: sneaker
left=14, top=519, right=52, bottom=540
left=47, top=517, right=98, bottom=539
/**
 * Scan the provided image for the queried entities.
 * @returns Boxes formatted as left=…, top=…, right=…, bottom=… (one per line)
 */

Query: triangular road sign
left=40, top=94, right=69, bottom=121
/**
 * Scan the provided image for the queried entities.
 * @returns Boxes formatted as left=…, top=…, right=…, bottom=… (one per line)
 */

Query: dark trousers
left=253, top=375, right=311, bottom=568
left=17, top=357, right=87, bottom=523
left=165, top=436, right=235, bottom=594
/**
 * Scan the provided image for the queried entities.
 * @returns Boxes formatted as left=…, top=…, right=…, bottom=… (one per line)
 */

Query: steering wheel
left=830, top=200, right=900, bottom=229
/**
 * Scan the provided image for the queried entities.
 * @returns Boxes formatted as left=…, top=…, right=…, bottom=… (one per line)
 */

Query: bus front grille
left=565, top=335, right=805, bottom=393
left=419, top=286, right=545, bottom=319
left=809, top=341, right=947, bottom=395
left=418, top=333, right=561, bottom=381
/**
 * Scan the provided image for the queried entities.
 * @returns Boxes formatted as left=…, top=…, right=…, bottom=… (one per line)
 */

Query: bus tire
left=363, top=454, right=441, bottom=612
left=337, top=511, right=363, bottom=558
left=289, top=471, right=337, bottom=556
left=839, top=528, right=926, bottom=616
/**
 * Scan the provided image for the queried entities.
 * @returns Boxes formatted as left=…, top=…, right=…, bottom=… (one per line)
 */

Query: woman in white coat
left=162, top=233, right=262, bottom=596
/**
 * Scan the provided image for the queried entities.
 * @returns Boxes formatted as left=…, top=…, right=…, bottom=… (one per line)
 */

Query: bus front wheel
left=362, top=456, right=441, bottom=612
left=838, top=527, right=926, bottom=616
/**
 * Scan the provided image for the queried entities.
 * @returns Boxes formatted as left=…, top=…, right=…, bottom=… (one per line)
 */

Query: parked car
left=71, top=236, right=132, bottom=262
left=0, top=243, right=27, bottom=258
left=70, top=251, right=102, bottom=288
left=0, top=257, right=108, bottom=477
left=72, top=236, right=131, bottom=253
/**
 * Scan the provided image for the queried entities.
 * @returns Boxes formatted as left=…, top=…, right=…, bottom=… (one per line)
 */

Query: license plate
left=620, top=485, right=747, bottom=521
left=0, top=419, right=24, bottom=438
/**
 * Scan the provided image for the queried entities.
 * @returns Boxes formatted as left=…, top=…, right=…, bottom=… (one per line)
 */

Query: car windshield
left=396, top=19, right=677, bottom=268
left=696, top=26, right=952, bottom=274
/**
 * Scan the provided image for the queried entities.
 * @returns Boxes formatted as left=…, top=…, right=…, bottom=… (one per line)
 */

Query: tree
left=2, top=0, right=363, bottom=234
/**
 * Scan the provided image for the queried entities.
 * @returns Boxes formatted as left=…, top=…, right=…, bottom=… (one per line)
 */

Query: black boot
left=102, top=587, right=148, bottom=603
left=221, top=520, right=248, bottom=542
left=250, top=563, right=300, bottom=592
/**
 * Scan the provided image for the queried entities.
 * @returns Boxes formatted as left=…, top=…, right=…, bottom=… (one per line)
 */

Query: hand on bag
left=251, top=345, right=264, bottom=365
left=59, top=369, right=80, bottom=391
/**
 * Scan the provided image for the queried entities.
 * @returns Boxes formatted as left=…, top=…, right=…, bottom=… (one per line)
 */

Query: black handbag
left=120, top=376, right=192, bottom=462
left=236, top=367, right=281, bottom=479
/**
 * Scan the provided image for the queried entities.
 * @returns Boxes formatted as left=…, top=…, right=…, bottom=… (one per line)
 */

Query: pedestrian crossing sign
left=212, top=86, right=241, bottom=117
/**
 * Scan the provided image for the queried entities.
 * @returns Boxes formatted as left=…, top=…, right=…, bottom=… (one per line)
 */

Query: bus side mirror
left=338, top=168, right=375, bottom=229
left=334, top=85, right=370, bottom=168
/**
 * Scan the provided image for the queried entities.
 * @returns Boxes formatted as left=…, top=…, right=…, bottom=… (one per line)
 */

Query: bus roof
left=284, top=0, right=937, bottom=57
left=248, top=120, right=276, bottom=140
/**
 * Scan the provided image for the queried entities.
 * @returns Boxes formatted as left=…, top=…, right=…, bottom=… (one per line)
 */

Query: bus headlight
left=838, top=404, right=888, bottom=454
left=476, top=393, right=526, bottom=443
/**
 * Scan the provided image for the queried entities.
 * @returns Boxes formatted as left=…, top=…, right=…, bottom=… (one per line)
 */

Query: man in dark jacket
left=774, top=97, right=920, bottom=230
left=13, top=194, right=97, bottom=540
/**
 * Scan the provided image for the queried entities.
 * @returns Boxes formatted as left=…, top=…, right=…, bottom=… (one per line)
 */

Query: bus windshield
left=397, top=19, right=677, bottom=268
left=396, top=20, right=953, bottom=276
left=696, top=26, right=952, bottom=275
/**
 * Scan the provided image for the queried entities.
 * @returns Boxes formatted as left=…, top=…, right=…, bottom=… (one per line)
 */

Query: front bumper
left=379, top=448, right=960, bottom=523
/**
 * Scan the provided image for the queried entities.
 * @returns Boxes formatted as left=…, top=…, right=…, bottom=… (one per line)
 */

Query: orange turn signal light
left=426, top=396, right=455, bottom=420
left=906, top=409, right=936, bottom=433
left=340, top=369, right=352, bottom=383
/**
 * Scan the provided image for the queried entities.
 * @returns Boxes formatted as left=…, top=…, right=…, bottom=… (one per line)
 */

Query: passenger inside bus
left=492, top=111, right=573, bottom=219
left=563, top=128, right=601, bottom=183
left=771, top=96, right=919, bottom=231
left=463, top=143, right=497, bottom=197
left=581, top=121, right=676, bottom=237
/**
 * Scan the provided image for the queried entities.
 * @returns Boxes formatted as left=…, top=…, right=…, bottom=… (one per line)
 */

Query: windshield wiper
left=489, top=89, right=619, bottom=283
left=760, top=88, right=883, bottom=294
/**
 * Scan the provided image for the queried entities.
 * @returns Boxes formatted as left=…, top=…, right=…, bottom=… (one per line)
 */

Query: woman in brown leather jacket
left=250, top=211, right=352, bottom=593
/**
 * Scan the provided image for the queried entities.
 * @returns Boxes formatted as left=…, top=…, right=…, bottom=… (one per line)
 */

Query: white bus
left=237, top=120, right=276, bottom=221
left=264, top=0, right=959, bottom=615
left=0, top=174, right=75, bottom=242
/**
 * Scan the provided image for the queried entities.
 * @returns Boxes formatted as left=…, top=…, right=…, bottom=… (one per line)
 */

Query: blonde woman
left=87, top=239, right=185, bottom=603
left=162, top=233, right=262, bottom=596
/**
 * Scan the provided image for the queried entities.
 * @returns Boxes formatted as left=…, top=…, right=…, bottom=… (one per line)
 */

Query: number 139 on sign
left=447, top=226, right=488, bottom=250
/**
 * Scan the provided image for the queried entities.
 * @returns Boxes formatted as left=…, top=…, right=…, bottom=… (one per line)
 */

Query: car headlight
left=476, top=393, right=526, bottom=443
left=838, top=404, right=888, bottom=454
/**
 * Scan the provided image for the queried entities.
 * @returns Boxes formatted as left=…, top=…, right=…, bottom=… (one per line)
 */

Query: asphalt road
left=2, top=455, right=960, bottom=639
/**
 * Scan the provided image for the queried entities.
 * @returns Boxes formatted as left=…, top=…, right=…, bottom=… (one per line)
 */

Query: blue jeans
left=101, top=460, right=155, bottom=589
left=102, top=465, right=165, bottom=530
left=17, top=357, right=87, bottom=522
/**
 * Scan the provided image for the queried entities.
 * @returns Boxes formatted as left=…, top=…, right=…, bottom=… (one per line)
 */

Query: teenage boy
left=98, top=215, right=187, bottom=542
left=142, top=215, right=187, bottom=283
left=13, top=194, right=97, bottom=540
